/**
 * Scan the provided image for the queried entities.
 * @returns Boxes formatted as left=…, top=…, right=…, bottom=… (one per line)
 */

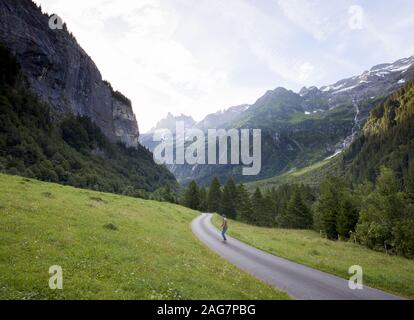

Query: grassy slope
left=246, top=156, right=341, bottom=192
left=0, top=174, right=288, bottom=300
left=289, top=112, right=322, bottom=124
left=212, top=215, right=414, bottom=299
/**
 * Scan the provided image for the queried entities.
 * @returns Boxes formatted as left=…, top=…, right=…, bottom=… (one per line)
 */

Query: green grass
left=289, top=112, right=322, bottom=124
left=246, top=156, right=341, bottom=192
left=212, top=215, right=414, bottom=299
left=0, top=174, right=289, bottom=300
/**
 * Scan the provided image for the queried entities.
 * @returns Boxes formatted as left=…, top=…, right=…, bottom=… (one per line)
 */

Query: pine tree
left=198, top=187, right=208, bottom=212
left=281, top=189, right=312, bottom=229
left=251, top=188, right=264, bottom=225
left=219, top=178, right=238, bottom=219
left=406, top=161, right=414, bottom=203
left=161, top=184, right=175, bottom=203
left=207, top=177, right=222, bottom=213
left=236, top=184, right=253, bottom=222
left=261, top=192, right=276, bottom=227
left=356, top=167, right=404, bottom=253
left=336, top=192, right=359, bottom=239
left=377, top=166, right=399, bottom=197
left=272, top=185, right=289, bottom=225
left=184, top=180, right=200, bottom=210
left=314, top=175, right=345, bottom=239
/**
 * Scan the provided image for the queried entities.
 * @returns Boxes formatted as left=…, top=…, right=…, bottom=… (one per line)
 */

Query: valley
left=211, top=214, right=414, bottom=299
left=1, top=0, right=414, bottom=303
left=0, top=173, right=287, bottom=300
left=140, top=56, right=414, bottom=186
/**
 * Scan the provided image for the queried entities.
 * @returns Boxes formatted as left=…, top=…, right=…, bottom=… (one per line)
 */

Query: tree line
left=314, top=165, right=414, bottom=258
left=182, top=177, right=315, bottom=229
left=0, top=44, right=176, bottom=196
left=181, top=163, right=414, bottom=258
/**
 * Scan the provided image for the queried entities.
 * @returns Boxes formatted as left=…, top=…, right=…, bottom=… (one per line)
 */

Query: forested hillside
left=182, top=161, right=414, bottom=258
left=343, top=80, right=414, bottom=184
left=178, top=76, right=414, bottom=260
left=142, top=57, right=414, bottom=186
left=0, top=44, right=176, bottom=195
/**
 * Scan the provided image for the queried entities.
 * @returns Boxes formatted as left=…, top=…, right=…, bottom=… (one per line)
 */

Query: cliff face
left=0, top=0, right=139, bottom=147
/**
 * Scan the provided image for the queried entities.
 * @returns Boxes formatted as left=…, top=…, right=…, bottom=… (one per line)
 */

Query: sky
left=34, top=0, right=414, bottom=132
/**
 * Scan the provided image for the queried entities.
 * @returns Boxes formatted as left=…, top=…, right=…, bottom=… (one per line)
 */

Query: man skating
left=221, top=215, right=228, bottom=242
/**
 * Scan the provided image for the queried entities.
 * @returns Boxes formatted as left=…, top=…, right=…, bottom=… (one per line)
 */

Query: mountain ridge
left=140, top=54, right=414, bottom=185
left=0, top=1, right=177, bottom=193
left=343, top=79, right=414, bottom=183
left=0, top=0, right=140, bottom=148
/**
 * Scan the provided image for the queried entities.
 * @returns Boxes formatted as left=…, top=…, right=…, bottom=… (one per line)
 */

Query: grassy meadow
left=0, top=174, right=289, bottom=300
left=212, top=215, right=414, bottom=299
left=245, top=157, right=341, bottom=192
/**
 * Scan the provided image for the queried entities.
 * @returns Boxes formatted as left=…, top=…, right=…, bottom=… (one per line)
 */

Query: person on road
left=221, top=215, right=228, bottom=242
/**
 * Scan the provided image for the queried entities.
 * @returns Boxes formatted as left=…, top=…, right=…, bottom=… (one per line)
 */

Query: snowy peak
left=299, top=56, right=414, bottom=108
left=370, top=56, right=414, bottom=72
left=318, top=56, right=414, bottom=97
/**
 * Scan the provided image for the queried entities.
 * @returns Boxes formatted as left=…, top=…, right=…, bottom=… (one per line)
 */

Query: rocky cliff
left=0, top=0, right=139, bottom=148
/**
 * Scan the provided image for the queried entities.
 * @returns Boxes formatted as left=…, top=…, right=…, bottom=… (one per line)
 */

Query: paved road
left=191, top=213, right=404, bottom=300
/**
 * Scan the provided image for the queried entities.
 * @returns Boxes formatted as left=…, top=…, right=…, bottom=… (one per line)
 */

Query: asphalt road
left=191, top=213, right=404, bottom=300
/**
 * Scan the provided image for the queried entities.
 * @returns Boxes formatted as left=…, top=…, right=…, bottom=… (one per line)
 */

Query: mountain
left=319, top=56, right=414, bottom=101
left=232, top=87, right=306, bottom=129
left=195, top=104, right=250, bottom=131
left=0, top=0, right=176, bottom=193
left=148, top=113, right=196, bottom=134
left=343, top=79, right=414, bottom=183
left=0, top=0, right=139, bottom=148
left=233, top=56, right=414, bottom=130
left=139, top=105, right=249, bottom=153
left=140, top=55, right=414, bottom=185
left=139, top=113, right=196, bottom=152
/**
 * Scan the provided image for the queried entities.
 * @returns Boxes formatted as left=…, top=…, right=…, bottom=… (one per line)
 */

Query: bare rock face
left=0, top=0, right=139, bottom=148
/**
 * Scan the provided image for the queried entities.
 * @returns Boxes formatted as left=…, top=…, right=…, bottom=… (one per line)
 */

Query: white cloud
left=277, top=0, right=345, bottom=40
left=35, top=0, right=311, bottom=131
left=298, top=62, right=315, bottom=82
left=36, top=0, right=237, bottom=130
left=34, top=0, right=414, bottom=131
left=212, top=0, right=316, bottom=87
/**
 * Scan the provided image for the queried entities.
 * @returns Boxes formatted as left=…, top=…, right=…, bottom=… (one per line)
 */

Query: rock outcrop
left=0, top=0, right=139, bottom=147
